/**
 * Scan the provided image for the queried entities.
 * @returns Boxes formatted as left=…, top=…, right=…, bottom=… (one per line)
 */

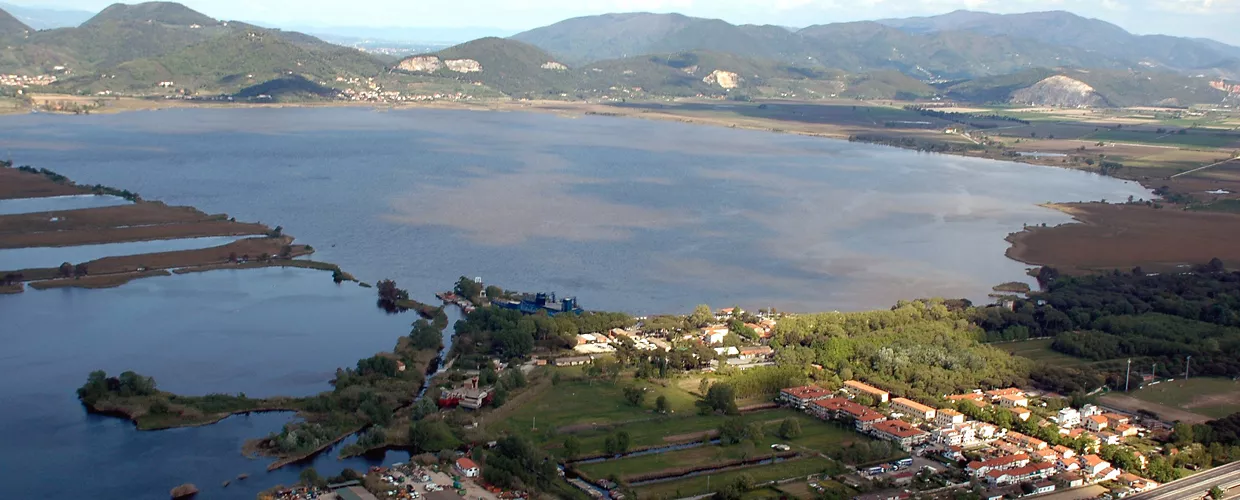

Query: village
left=777, top=380, right=1167, bottom=500
left=248, top=292, right=1220, bottom=500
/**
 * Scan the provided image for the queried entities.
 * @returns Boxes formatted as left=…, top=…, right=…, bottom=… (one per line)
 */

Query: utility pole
left=1125, top=359, right=1132, bottom=392
left=1185, top=356, right=1192, bottom=380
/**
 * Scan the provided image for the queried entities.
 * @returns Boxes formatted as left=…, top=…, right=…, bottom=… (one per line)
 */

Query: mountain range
left=512, top=10, right=1240, bottom=80
left=0, top=2, right=1236, bottom=106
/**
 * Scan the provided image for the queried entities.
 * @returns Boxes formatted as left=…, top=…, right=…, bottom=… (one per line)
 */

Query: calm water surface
left=0, top=268, right=425, bottom=499
left=0, top=107, right=1150, bottom=312
left=0, top=193, right=132, bottom=215
left=0, top=107, right=1152, bottom=498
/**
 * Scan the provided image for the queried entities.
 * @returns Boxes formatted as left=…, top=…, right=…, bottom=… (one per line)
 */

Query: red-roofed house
left=844, top=380, right=890, bottom=403
left=985, top=462, right=1055, bottom=486
left=871, top=419, right=929, bottom=450
left=967, top=454, right=1030, bottom=478
left=891, top=397, right=936, bottom=420
left=455, top=457, right=480, bottom=478
left=779, top=385, right=832, bottom=409
left=1081, top=455, right=1110, bottom=476
left=1086, top=415, right=1109, bottom=432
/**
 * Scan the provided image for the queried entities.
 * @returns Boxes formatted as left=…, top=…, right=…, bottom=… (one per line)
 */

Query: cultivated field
left=1129, top=377, right=1240, bottom=419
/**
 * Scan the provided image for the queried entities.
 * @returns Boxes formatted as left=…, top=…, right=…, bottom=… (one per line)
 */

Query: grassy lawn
left=632, top=456, right=839, bottom=499
left=1087, top=129, right=1240, bottom=148
left=996, top=338, right=1092, bottom=367
left=576, top=411, right=876, bottom=481
left=495, top=371, right=701, bottom=434
left=1130, top=377, right=1240, bottom=418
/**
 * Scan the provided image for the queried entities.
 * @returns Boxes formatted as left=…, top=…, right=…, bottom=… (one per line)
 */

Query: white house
left=455, top=458, right=480, bottom=478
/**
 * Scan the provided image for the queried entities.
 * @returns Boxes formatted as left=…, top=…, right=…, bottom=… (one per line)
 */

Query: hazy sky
left=14, top=0, right=1240, bottom=44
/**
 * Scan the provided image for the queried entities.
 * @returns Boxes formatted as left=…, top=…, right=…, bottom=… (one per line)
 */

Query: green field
left=1088, top=129, right=1240, bottom=148
left=1130, top=377, right=1240, bottom=418
left=632, top=456, right=839, bottom=499
left=497, top=372, right=701, bottom=433
left=576, top=411, right=869, bottom=480
left=996, top=338, right=1092, bottom=367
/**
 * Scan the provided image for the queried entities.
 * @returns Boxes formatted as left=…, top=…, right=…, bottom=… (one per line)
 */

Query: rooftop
left=781, top=385, right=832, bottom=400
left=844, top=380, right=889, bottom=395
left=873, top=419, right=925, bottom=439
left=891, top=397, right=935, bottom=413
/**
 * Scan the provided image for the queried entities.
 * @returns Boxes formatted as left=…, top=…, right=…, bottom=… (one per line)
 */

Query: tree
left=299, top=467, right=325, bottom=487
left=655, top=395, right=669, bottom=413
left=455, top=276, right=483, bottom=304
left=719, top=418, right=747, bottom=445
left=72, top=262, right=88, bottom=278
left=58, top=262, right=72, bottom=278
left=615, top=431, right=631, bottom=453
left=698, top=377, right=712, bottom=396
left=689, top=304, right=714, bottom=328
left=1210, top=486, right=1226, bottom=500
left=703, top=383, right=739, bottom=415
left=563, top=436, right=581, bottom=460
left=778, top=418, right=802, bottom=440
left=485, top=285, right=504, bottom=300
left=623, top=386, right=645, bottom=407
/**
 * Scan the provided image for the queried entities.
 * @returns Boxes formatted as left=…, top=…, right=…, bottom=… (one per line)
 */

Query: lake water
left=0, top=267, right=428, bottom=499
left=0, top=235, right=254, bottom=270
left=0, top=107, right=1152, bottom=498
left=0, top=107, right=1151, bottom=313
left=0, top=193, right=132, bottom=215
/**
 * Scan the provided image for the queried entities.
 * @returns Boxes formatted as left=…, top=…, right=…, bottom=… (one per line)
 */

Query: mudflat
left=0, top=220, right=269, bottom=249
left=0, top=167, right=88, bottom=199
left=0, top=203, right=225, bottom=233
left=1006, top=203, right=1240, bottom=272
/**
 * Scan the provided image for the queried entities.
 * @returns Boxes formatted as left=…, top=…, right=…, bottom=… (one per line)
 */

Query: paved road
left=1127, top=461, right=1240, bottom=500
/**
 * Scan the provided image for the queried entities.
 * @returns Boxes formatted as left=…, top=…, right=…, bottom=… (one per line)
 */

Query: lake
left=0, top=107, right=1151, bottom=313
left=0, top=267, right=432, bottom=499
left=0, top=107, right=1151, bottom=498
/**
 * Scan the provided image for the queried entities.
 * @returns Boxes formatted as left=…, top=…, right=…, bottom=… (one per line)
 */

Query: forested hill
left=0, top=6, right=31, bottom=36
left=512, top=10, right=1240, bottom=80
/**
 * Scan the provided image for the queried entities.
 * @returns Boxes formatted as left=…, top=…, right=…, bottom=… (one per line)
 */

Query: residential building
left=871, top=419, right=929, bottom=451
left=1086, top=415, right=1109, bottom=432
left=1055, top=407, right=1081, bottom=427
left=702, top=325, right=729, bottom=345
left=933, top=424, right=977, bottom=447
left=1004, top=431, right=1047, bottom=451
left=999, top=394, right=1029, bottom=408
left=1080, top=404, right=1101, bottom=418
left=935, top=408, right=965, bottom=427
left=1032, top=480, right=1056, bottom=494
left=985, top=388, right=1024, bottom=399
left=985, top=462, right=1055, bottom=486
left=891, top=397, right=936, bottom=420
left=1058, top=472, right=1084, bottom=488
left=1115, top=424, right=1139, bottom=437
left=973, top=422, right=999, bottom=440
left=946, top=392, right=985, bottom=403
left=1033, top=449, right=1058, bottom=463
left=1011, top=407, right=1031, bottom=421
left=808, top=397, right=886, bottom=431
left=1102, top=413, right=1130, bottom=427
left=1081, top=455, right=1110, bottom=476
left=843, top=380, right=890, bottom=403
left=1117, top=473, right=1158, bottom=492
left=1098, top=431, right=1121, bottom=445
left=967, top=454, right=1030, bottom=478
left=553, top=356, right=592, bottom=366
left=455, top=458, right=480, bottom=478
left=1095, top=466, right=1121, bottom=482
left=780, top=385, right=833, bottom=409
left=1053, top=445, right=1076, bottom=460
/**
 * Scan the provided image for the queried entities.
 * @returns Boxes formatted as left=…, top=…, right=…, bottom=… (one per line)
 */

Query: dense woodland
left=451, top=307, right=634, bottom=363
left=974, top=267, right=1240, bottom=383
left=768, top=299, right=1029, bottom=403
